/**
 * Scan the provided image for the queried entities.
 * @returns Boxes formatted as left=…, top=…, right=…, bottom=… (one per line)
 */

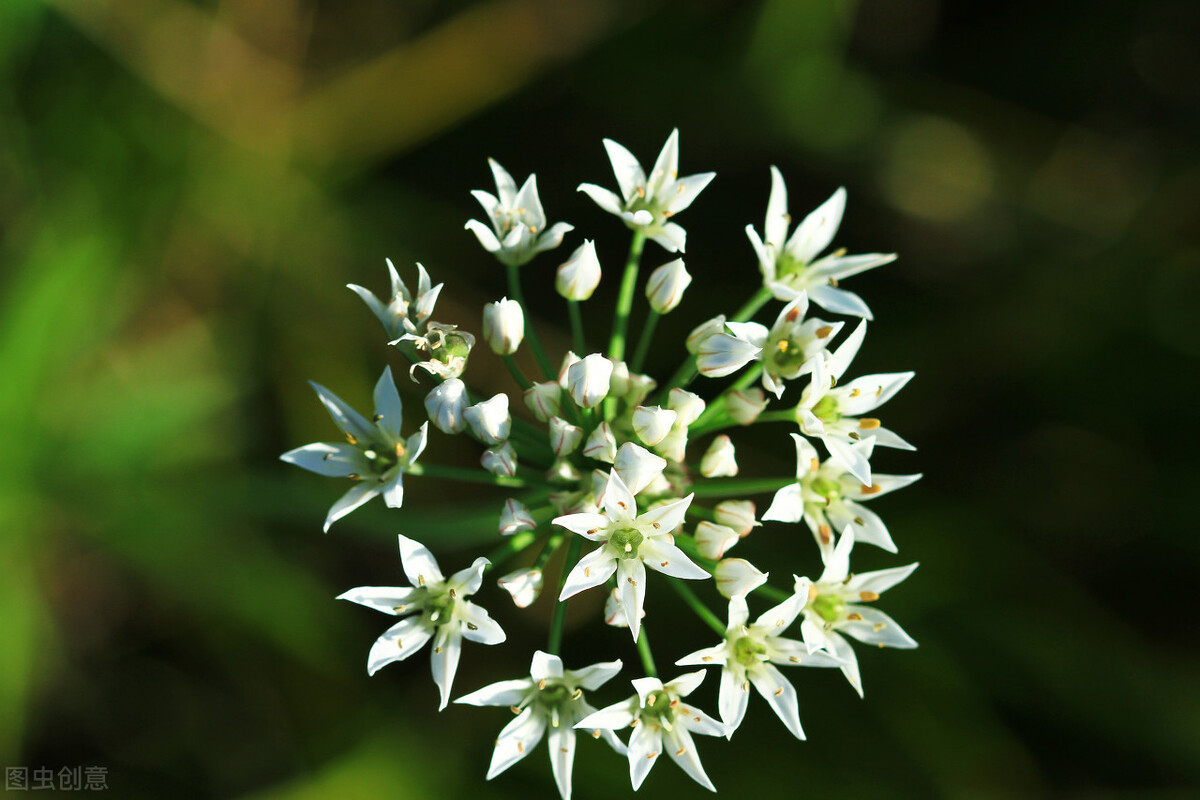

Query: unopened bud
left=523, top=381, right=561, bottom=422
left=727, top=388, right=769, bottom=425
left=481, top=441, right=517, bottom=477
left=499, top=498, right=536, bottom=536
left=424, top=378, right=468, bottom=434
left=556, top=239, right=602, bottom=301
left=549, top=416, right=584, bottom=456
left=497, top=568, right=543, bottom=608
left=714, top=500, right=759, bottom=537
left=695, top=521, right=740, bottom=560
left=582, top=422, right=617, bottom=463
left=482, top=297, right=525, bottom=355
left=715, top=558, right=769, bottom=598
left=700, top=435, right=738, bottom=477
left=463, top=393, right=511, bottom=445
left=567, top=353, right=613, bottom=408
left=645, top=258, right=692, bottom=313
left=631, top=405, right=678, bottom=447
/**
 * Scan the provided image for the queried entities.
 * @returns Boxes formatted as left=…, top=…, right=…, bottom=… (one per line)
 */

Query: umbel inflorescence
left=282, top=131, right=920, bottom=796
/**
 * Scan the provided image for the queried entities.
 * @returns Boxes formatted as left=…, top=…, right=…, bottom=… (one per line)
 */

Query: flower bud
left=499, top=498, right=536, bottom=536
left=695, top=521, right=740, bottom=560
left=523, top=381, right=561, bottom=422
left=546, top=458, right=582, bottom=485
left=557, top=351, right=581, bottom=389
left=613, top=442, right=667, bottom=495
left=654, top=427, right=689, bottom=463
left=482, top=297, right=525, bottom=355
left=566, top=353, right=613, bottom=408
left=645, top=258, right=692, bottom=313
left=463, top=392, right=511, bottom=445
left=715, top=558, right=769, bottom=598
left=668, top=388, right=706, bottom=427
left=556, top=239, right=602, bottom=300
left=549, top=416, right=584, bottom=456
left=582, top=422, right=617, bottom=463
left=714, top=500, right=759, bottom=537
left=497, top=568, right=543, bottom=608
left=686, top=314, right=726, bottom=354
left=696, top=332, right=761, bottom=378
left=727, top=387, right=769, bottom=425
left=700, top=435, right=738, bottom=477
left=424, top=378, right=468, bottom=434
left=608, top=360, right=631, bottom=398
left=481, top=441, right=517, bottom=477
left=624, top=373, right=657, bottom=407
left=631, top=405, right=677, bottom=446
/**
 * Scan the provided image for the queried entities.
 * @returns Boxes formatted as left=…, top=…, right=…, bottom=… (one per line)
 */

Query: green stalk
left=629, top=309, right=659, bottom=375
left=506, top=263, right=555, bottom=380
left=547, top=536, right=584, bottom=655
left=669, top=579, right=725, bottom=636
left=567, top=299, right=586, bottom=355
left=690, top=476, right=793, bottom=498
left=607, top=229, right=646, bottom=363
left=635, top=627, right=658, bottom=678
left=502, top=355, right=532, bottom=390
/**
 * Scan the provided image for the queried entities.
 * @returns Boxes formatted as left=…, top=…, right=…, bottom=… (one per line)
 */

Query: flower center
left=362, top=444, right=400, bottom=474
left=810, top=475, right=840, bottom=500
left=769, top=336, right=808, bottom=373
left=433, top=332, right=472, bottom=361
left=425, top=589, right=457, bottom=624
left=812, top=592, right=846, bottom=624
left=641, top=689, right=675, bottom=724
left=610, top=527, right=644, bottom=559
left=732, top=635, right=767, bottom=667
left=776, top=253, right=807, bottom=281
left=811, top=395, right=841, bottom=423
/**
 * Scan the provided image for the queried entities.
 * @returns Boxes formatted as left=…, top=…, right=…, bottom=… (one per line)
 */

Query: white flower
left=699, top=435, right=738, bottom=478
left=577, top=130, right=715, bottom=253
left=794, top=325, right=915, bottom=483
left=496, top=568, right=543, bottom=608
left=566, top=353, right=613, bottom=409
left=725, top=294, right=842, bottom=398
left=582, top=422, right=617, bottom=463
left=631, top=405, right=677, bottom=447
left=464, top=393, right=512, bottom=445
left=424, top=378, right=469, bottom=434
left=281, top=367, right=429, bottom=532
left=713, top=500, right=760, bottom=537
left=482, top=297, right=525, bottom=355
left=481, top=442, right=517, bottom=477
left=694, top=521, right=740, bottom=560
left=713, top=558, right=768, bottom=599
left=645, top=258, right=692, bottom=313
left=576, top=671, right=725, bottom=791
left=746, top=170, right=896, bottom=318
left=554, top=471, right=707, bottom=641
left=338, top=534, right=505, bottom=709
left=796, top=529, right=918, bottom=696
left=556, top=239, right=602, bottom=301
left=499, top=498, right=536, bottom=536
left=347, top=259, right=443, bottom=341
left=466, top=159, right=573, bottom=267
left=549, top=416, right=585, bottom=456
left=726, top=388, right=769, bottom=425
left=763, top=434, right=920, bottom=560
left=523, top=381, right=562, bottom=422
left=613, top=442, right=668, bottom=496
left=676, top=593, right=842, bottom=739
left=457, top=651, right=626, bottom=800
left=398, top=322, right=475, bottom=381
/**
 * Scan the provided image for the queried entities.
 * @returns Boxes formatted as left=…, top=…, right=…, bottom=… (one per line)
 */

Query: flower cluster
left=284, top=131, right=920, bottom=796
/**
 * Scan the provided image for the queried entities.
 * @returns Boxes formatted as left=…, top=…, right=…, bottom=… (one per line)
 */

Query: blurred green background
left=3, top=0, right=1198, bottom=797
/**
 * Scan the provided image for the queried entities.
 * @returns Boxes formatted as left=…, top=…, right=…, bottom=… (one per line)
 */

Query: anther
left=592, top=730, right=601, bottom=739
left=873, top=622, right=886, bottom=632
left=828, top=277, right=839, bottom=287
left=702, top=656, right=713, bottom=662
left=373, top=414, right=384, bottom=422
left=859, top=591, right=880, bottom=602
left=860, top=484, right=882, bottom=495
left=847, top=613, right=863, bottom=621
left=646, top=752, right=657, bottom=760
left=393, top=605, right=406, bottom=613
left=449, top=589, right=456, bottom=598
left=435, top=646, right=442, bottom=654
left=818, top=525, right=832, bottom=545
left=346, top=434, right=358, bottom=445
left=584, top=567, right=591, bottom=577
left=347, top=473, right=361, bottom=481
left=661, top=561, right=669, bottom=567
left=810, top=458, right=820, bottom=472
left=466, top=622, right=478, bottom=630
left=572, top=689, right=583, bottom=699
left=669, top=699, right=679, bottom=708
left=816, top=326, right=833, bottom=338
left=789, top=656, right=800, bottom=663
left=510, top=705, right=521, bottom=714
left=676, top=747, right=686, bottom=756
left=628, top=577, right=637, bottom=586
left=322, top=453, right=332, bottom=460
left=617, top=501, right=628, bottom=510
left=785, top=306, right=801, bottom=323
left=849, top=388, right=861, bottom=397
left=858, top=418, right=881, bottom=430
left=517, top=742, right=524, bottom=754
left=849, top=432, right=861, bottom=440
left=775, top=687, right=784, bottom=696
left=418, top=575, right=426, bottom=587
left=539, top=679, right=547, bottom=690
left=647, top=695, right=656, bottom=706
left=854, top=516, right=864, bottom=525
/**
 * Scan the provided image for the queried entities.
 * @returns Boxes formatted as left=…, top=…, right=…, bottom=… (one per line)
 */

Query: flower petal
left=784, top=186, right=845, bottom=264
left=640, top=540, right=709, bottom=580
left=718, top=663, right=749, bottom=738
left=456, top=678, right=533, bottom=708
left=569, top=659, right=623, bottom=691
left=323, top=482, right=381, bottom=532
left=602, top=138, right=646, bottom=204
left=846, top=562, right=919, bottom=596
left=617, top=559, right=648, bottom=642
left=559, top=547, right=618, bottom=600
left=367, top=617, right=432, bottom=675
left=397, top=534, right=445, bottom=586
left=663, top=726, right=715, bottom=791
left=337, top=585, right=420, bottom=615
left=548, top=724, right=576, bottom=800
left=430, top=626, right=463, bottom=710
left=280, top=442, right=367, bottom=477
left=553, top=512, right=611, bottom=541
left=636, top=493, right=693, bottom=535
left=487, top=707, right=547, bottom=779
left=576, top=183, right=625, bottom=217
left=459, top=601, right=506, bottom=645
left=839, top=606, right=917, bottom=649
left=627, top=721, right=662, bottom=791
left=309, top=381, right=376, bottom=444
left=372, top=367, right=404, bottom=438
left=748, top=663, right=804, bottom=739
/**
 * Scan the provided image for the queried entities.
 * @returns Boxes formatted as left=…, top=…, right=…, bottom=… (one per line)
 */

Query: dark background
left=2, top=0, right=1198, bottom=797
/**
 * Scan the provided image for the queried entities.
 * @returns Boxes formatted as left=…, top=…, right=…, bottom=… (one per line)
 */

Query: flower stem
left=754, top=409, right=796, bottom=425
left=636, top=627, right=658, bottom=678
left=506, top=263, right=555, bottom=380
left=661, top=286, right=774, bottom=393
left=547, top=535, right=584, bottom=655
left=502, top=355, right=532, bottom=390
left=483, top=529, right=538, bottom=570
left=690, top=476, right=793, bottom=498
left=607, top=229, right=646, bottom=363
left=567, top=299, right=586, bottom=355
left=630, top=309, right=659, bottom=375
left=409, top=463, right=531, bottom=489
left=669, top=578, right=725, bottom=636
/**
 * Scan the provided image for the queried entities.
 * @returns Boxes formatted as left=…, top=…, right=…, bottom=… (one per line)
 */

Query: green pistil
left=810, top=476, right=840, bottom=500
left=812, top=592, right=846, bottom=624
left=777, top=253, right=807, bottom=280
left=611, top=527, right=644, bottom=559
left=811, top=395, right=841, bottom=423
left=642, top=690, right=674, bottom=724
left=769, top=337, right=807, bottom=373
left=362, top=445, right=399, bottom=474
left=733, top=636, right=767, bottom=668
left=425, top=590, right=457, bottom=624
left=434, top=332, right=472, bottom=361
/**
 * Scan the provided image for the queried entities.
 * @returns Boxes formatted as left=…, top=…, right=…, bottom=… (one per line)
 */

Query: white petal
left=648, top=129, right=679, bottom=197
left=448, top=557, right=490, bottom=597
left=640, top=540, right=709, bottom=580
left=577, top=183, right=625, bottom=217
left=366, top=617, right=432, bottom=675
left=337, top=585, right=420, bottom=615
left=323, top=482, right=381, bottom=532
left=839, top=371, right=914, bottom=415
left=553, top=512, right=611, bottom=541
left=548, top=724, right=576, bottom=800
left=846, top=562, right=919, bottom=596
left=748, top=663, right=804, bottom=739
left=753, top=590, right=807, bottom=633
left=784, top=186, right=845, bottom=264
left=487, top=707, right=547, bottom=778
left=825, top=434, right=873, bottom=486
left=488, top=158, right=519, bottom=206
left=459, top=602, right=506, bottom=645
left=663, top=726, right=715, bottom=791
left=396, top=534, right=445, bottom=586
left=613, top=442, right=668, bottom=495
left=664, top=172, right=716, bottom=215
left=818, top=527, right=856, bottom=584
left=465, top=219, right=503, bottom=253
left=847, top=472, right=922, bottom=501
left=718, top=664, right=749, bottom=738
left=431, top=627, right=463, bottom=710
left=602, top=471, right=638, bottom=521
left=280, top=442, right=366, bottom=477
left=675, top=643, right=728, bottom=668
left=628, top=720, right=662, bottom=791
left=381, top=469, right=405, bottom=509
left=665, top=670, right=707, bottom=698
left=762, top=484, right=804, bottom=523
left=617, top=559, right=648, bottom=642
left=456, top=678, right=533, bottom=708
left=569, top=659, right=624, bottom=691
left=371, top=367, right=404, bottom=438
left=829, top=631, right=863, bottom=697
left=828, top=500, right=895, bottom=552
left=650, top=221, right=688, bottom=254
left=575, top=699, right=636, bottom=731
left=839, top=606, right=917, bottom=649
left=813, top=251, right=897, bottom=280
left=309, top=381, right=376, bottom=443
left=763, top=166, right=790, bottom=246
left=406, top=422, right=429, bottom=464
left=559, top=547, right=618, bottom=600
left=602, top=138, right=646, bottom=204
left=636, top=493, right=693, bottom=535
left=808, top=283, right=874, bottom=320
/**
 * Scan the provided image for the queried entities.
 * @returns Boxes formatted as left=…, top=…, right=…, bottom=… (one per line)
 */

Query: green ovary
left=769, top=337, right=808, bottom=373
left=812, top=593, right=846, bottom=624
left=611, top=527, right=644, bottom=559
left=733, top=636, right=767, bottom=668
left=811, top=395, right=841, bottom=423
left=810, top=476, right=840, bottom=500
